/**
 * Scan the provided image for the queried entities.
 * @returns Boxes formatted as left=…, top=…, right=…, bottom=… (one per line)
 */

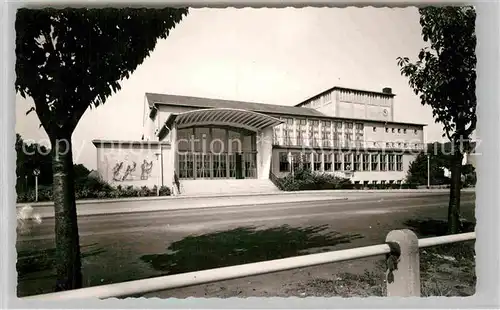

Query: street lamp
left=154, top=152, right=161, bottom=196
left=33, top=168, right=40, bottom=202
left=426, top=154, right=430, bottom=189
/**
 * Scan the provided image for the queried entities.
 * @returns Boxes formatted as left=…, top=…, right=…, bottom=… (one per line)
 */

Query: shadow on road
left=140, top=224, right=363, bottom=275
left=403, top=218, right=475, bottom=238
left=17, top=243, right=106, bottom=279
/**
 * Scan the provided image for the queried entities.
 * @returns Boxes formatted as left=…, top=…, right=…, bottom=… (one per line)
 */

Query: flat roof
left=296, top=86, right=396, bottom=107
left=146, top=93, right=426, bottom=127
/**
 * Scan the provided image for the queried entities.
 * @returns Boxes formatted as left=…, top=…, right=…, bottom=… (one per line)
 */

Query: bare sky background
left=15, top=7, right=456, bottom=170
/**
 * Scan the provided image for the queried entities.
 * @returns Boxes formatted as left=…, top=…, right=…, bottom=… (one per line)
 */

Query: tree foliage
left=406, top=152, right=449, bottom=186
left=15, top=133, right=52, bottom=191
left=397, top=6, right=476, bottom=146
left=16, top=8, right=188, bottom=135
left=16, top=133, right=92, bottom=192
left=397, top=6, right=476, bottom=234
left=15, top=7, right=188, bottom=291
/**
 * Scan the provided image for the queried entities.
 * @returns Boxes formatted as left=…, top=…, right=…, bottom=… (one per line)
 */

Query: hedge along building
left=93, top=86, right=426, bottom=195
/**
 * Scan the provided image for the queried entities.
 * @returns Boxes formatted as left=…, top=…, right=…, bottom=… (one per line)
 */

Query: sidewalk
left=19, top=193, right=349, bottom=219
left=17, top=188, right=474, bottom=219
left=17, top=187, right=473, bottom=208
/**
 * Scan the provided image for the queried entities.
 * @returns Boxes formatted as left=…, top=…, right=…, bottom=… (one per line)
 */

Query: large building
left=93, top=86, right=426, bottom=195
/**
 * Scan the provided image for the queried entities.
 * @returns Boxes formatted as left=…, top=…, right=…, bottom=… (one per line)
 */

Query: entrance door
left=194, top=153, right=211, bottom=179
left=235, top=153, right=243, bottom=179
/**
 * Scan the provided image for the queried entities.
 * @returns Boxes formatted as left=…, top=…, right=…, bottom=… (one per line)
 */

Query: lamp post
left=33, top=169, right=40, bottom=202
left=426, top=154, right=430, bottom=189
left=154, top=152, right=161, bottom=196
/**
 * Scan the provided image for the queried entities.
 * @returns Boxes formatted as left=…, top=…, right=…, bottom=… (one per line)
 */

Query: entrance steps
left=177, top=179, right=281, bottom=196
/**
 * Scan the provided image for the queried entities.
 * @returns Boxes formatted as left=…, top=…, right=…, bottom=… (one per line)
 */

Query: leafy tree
left=405, top=152, right=449, bottom=186
left=73, top=164, right=91, bottom=181
left=15, top=8, right=188, bottom=291
left=16, top=133, right=93, bottom=193
left=462, top=163, right=476, bottom=187
left=397, top=6, right=476, bottom=234
left=15, top=133, right=53, bottom=191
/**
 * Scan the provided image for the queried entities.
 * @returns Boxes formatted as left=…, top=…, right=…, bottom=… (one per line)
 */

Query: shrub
left=159, top=186, right=171, bottom=196
left=278, top=168, right=353, bottom=191
left=16, top=175, right=171, bottom=203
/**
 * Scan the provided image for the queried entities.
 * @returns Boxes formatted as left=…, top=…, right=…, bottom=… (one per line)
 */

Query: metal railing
left=21, top=230, right=475, bottom=301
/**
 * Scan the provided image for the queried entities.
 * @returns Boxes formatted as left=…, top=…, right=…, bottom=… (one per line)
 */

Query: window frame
left=279, top=152, right=290, bottom=172
left=371, top=154, right=379, bottom=171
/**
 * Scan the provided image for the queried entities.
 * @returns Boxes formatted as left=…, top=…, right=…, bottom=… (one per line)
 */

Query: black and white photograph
left=12, top=5, right=480, bottom=301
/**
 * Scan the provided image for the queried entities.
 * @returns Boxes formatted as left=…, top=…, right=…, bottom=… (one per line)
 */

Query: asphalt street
left=17, top=192, right=476, bottom=297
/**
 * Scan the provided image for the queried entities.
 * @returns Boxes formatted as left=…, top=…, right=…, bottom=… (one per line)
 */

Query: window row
left=372, top=127, right=419, bottom=135
left=304, top=92, right=333, bottom=108
left=355, top=180, right=403, bottom=185
left=277, top=119, right=363, bottom=133
left=278, top=152, right=404, bottom=172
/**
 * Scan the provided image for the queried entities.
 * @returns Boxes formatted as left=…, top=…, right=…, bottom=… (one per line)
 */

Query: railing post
left=385, top=229, right=420, bottom=297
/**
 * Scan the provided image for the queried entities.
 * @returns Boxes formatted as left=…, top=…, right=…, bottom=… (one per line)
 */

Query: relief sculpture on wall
left=140, top=160, right=154, bottom=180
left=112, top=162, right=124, bottom=181
left=103, top=152, right=157, bottom=183
left=122, top=162, right=137, bottom=181
left=112, top=161, right=138, bottom=181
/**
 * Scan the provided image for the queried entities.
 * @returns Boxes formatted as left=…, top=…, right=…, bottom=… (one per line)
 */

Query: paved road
left=17, top=192, right=475, bottom=297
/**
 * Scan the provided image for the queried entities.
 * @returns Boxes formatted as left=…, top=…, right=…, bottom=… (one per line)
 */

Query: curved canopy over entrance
left=167, top=108, right=282, bottom=132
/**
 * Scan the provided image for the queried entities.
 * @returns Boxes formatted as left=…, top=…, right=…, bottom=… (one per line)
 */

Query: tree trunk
left=51, top=133, right=82, bottom=291
left=447, top=149, right=464, bottom=234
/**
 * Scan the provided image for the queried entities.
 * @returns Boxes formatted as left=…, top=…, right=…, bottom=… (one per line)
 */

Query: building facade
left=93, top=86, right=426, bottom=192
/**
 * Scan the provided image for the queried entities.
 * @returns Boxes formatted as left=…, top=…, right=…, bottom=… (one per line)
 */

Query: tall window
left=279, top=152, right=289, bottom=172
left=310, top=120, right=320, bottom=147
left=344, top=122, right=353, bottom=148
left=212, top=153, right=227, bottom=178
left=273, top=124, right=281, bottom=145
left=284, top=118, right=294, bottom=146
left=396, top=155, right=403, bottom=171
left=324, top=92, right=332, bottom=103
left=291, top=152, right=301, bottom=172
left=363, top=154, right=370, bottom=171
left=344, top=153, right=352, bottom=171
left=333, top=121, right=342, bottom=148
left=388, top=154, right=395, bottom=171
left=355, top=123, right=364, bottom=148
left=380, top=154, right=387, bottom=171
left=179, top=153, right=194, bottom=179
left=334, top=153, right=342, bottom=171
left=302, top=152, right=312, bottom=170
left=297, top=119, right=307, bottom=146
left=371, top=154, right=379, bottom=171
left=321, top=120, right=332, bottom=148
left=354, top=153, right=361, bottom=171
left=324, top=153, right=333, bottom=171
left=313, top=153, right=322, bottom=171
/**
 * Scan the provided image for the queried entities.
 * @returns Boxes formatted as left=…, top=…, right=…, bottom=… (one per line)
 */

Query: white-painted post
left=35, top=176, right=38, bottom=202
left=427, top=154, right=430, bottom=189
left=154, top=152, right=161, bottom=196
left=33, top=169, right=40, bottom=202
left=385, top=229, right=421, bottom=297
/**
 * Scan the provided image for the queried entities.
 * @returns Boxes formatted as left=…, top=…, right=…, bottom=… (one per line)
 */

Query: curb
left=16, top=188, right=473, bottom=208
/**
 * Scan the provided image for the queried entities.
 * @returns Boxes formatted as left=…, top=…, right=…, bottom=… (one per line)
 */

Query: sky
left=15, top=7, right=451, bottom=170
